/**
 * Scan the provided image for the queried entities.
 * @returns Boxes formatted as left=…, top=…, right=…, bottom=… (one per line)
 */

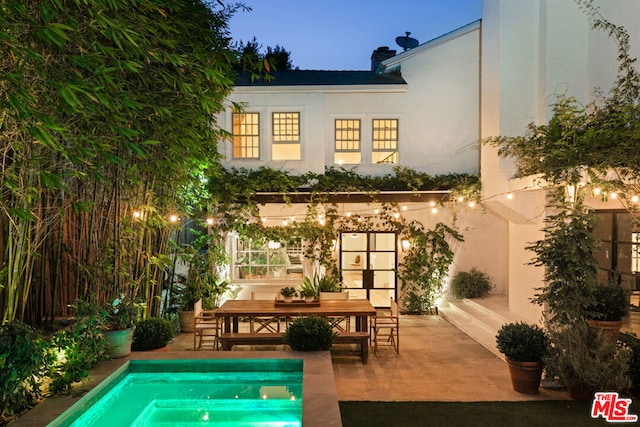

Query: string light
left=169, top=214, right=179, bottom=223
left=506, top=193, right=514, bottom=200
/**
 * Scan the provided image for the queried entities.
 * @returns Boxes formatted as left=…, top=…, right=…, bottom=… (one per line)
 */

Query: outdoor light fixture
left=506, top=193, right=514, bottom=200
left=610, top=192, right=618, bottom=199
left=393, top=212, right=400, bottom=219
left=401, top=239, right=411, bottom=251
left=468, top=201, right=476, bottom=208
left=457, top=196, right=464, bottom=202
left=169, top=214, right=179, bottom=223
left=206, top=218, right=214, bottom=225
left=633, top=195, right=639, bottom=203
left=133, top=210, right=142, bottom=219
left=593, top=188, right=602, bottom=196
left=431, top=207, right=438, bottom=214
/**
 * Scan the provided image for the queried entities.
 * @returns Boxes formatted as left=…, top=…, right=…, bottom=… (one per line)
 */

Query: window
left=594, top=211, right=640, bottom=291
left=232, top=238, right=304, bottom=281
left=232, top=112, right=260, bottom=159
left=372, top=119, right=398, bottom=164
left=272, top=112, right=301, bottom=160
left=334, top=119, right=361, bottom=164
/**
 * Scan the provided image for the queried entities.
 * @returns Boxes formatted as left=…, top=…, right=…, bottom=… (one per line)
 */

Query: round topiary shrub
left=450, top=267, right=493, bottom=299
left=132, top=317, right=175, bottom=351
left=285, top=316, right=335, bottom=351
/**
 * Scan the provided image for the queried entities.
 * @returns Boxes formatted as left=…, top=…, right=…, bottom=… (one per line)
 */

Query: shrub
left=48, top=301, right=107, bottom=394
left=589, top=284, right=630, bottom=321
left=450, top=267, right=493, bottom=299
left=0, top=322, right=50, bottom=421
left=619, top=333, right=640, bottom=397
left=285, top=316, right=335, bottom=351
left=544, top=321, right=631, bottom=393
left=496, top=322, right=548, bottom=362
left=132, top=317, right=175, bottom=351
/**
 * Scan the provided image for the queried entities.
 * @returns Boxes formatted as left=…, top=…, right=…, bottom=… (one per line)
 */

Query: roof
left=234, top=70, right=407, bottom=87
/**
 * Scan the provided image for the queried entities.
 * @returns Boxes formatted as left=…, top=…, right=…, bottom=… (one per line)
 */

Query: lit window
left=232, top=112, right=260, bottom=159
left=372, top=119, right=398, bottom=164
left=334, top=119, right=361, bottom=164
left=272, top=112, right=301, bottom=160
left=233, top=238, right=304, bottom=281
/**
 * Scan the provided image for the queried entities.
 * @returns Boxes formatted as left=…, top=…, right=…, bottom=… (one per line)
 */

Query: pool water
left=51, top=359, right=303, bottom=426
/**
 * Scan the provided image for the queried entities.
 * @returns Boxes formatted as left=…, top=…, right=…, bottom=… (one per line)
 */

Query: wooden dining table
left=215, top=298, right=376, bottom=334
left=214, top=298, right=376, bottom=362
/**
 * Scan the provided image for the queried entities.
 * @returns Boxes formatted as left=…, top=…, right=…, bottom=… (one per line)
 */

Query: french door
left=340, top=232, right=397, bottom=308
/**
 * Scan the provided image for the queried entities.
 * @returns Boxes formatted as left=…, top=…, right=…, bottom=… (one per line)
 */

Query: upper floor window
left=334, top=119, right=361, bottom=165
left=232, top=112, right=260, bottom=159
left=272, top=112, right=301, bottom=160
left=372, top=119, right=398, bottom=164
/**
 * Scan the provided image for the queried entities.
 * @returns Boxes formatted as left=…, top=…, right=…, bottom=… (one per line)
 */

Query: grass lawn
left=339, top=400, right=640, bottom=427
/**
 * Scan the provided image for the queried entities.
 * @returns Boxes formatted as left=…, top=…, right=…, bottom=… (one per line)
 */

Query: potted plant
left=587, top=283, right=630, bottom=336
left=132, top=317, right=175, bottom=351
left=496, top=322, right=549, bottom=394
left=544, top=321, right=631, bottom=400
left=101, top=294, right=140, bottom=358
left=280, top=287, right=297, bottom=302
left=284, top=316, right=335, bottom=351
left=299, top=288, right=315, bottom=302
left=298, top=273, right=342, bottom=299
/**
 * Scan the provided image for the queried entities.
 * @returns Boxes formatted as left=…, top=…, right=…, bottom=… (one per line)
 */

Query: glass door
left=340, top=232, right=397, bottom=308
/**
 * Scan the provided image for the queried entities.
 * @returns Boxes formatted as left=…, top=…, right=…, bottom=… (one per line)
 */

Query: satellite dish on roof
left=396, top=32, right=419, bottom=51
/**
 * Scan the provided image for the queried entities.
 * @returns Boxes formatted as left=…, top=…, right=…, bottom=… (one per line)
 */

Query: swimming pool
left=50, top=359, right=303, bottom=426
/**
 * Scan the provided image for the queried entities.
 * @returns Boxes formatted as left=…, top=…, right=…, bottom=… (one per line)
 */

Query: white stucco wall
left=219, top=23, right=480, bottom=178
left=481, top=0, right=640, bottom=317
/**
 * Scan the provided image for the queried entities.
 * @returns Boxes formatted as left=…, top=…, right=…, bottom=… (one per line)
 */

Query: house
left=216, top=0, right=640, bottom=352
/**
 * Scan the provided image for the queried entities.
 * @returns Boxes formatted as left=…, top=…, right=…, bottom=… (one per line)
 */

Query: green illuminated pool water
left=50, top=359, right=303, bottom=426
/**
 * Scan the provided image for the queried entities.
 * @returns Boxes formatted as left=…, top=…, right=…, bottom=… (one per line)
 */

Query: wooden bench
left=220, top=333, right=286, bottom=350
left=334, top=331, right=370, bottom=364
left=220, top=331, right=370, bottom=363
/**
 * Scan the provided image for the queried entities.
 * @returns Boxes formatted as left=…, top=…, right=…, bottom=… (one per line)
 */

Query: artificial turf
left=339, top=400, right=640, bottom=427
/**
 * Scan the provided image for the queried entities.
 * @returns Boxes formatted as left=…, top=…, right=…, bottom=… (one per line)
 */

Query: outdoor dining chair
left=319, top=291, right=350, bottom=332
left=193, top=300, right=220, bottom=350
left=250, top=291, right=281, bottom=333
left=370, top=297, right=399, bottom=354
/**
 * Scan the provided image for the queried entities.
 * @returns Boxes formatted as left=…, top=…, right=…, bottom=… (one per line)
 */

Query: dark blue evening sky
left=229, top=0, right=482, bottom=71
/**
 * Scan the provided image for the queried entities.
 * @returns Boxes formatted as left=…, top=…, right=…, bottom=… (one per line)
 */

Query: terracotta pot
left=104, top=328, right=133, bottom=358
left=587, top=319, right=623, bottom=338
left=506, top=358, right=543, bottom=394
left=567, top=385, right=595, bottom=401
left=178, top=310, right=195, bottom=333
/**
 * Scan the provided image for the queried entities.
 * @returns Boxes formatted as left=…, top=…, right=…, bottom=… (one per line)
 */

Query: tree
left=0, top=0, right=242, bottom=323
left=235, top=37, right=294, bottom=73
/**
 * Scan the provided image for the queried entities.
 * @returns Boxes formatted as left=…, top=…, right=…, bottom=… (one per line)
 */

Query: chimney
left=370, top=46, right=396, bottom=72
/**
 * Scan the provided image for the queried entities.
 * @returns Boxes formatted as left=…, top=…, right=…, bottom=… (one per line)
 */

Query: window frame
left=232, top=112, right=260, bottom=159
left=371, top=118, right=399, bottom=164
left=272, top=112, right=301, bottom=161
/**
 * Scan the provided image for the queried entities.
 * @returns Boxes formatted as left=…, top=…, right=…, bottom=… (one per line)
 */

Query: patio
left=168, top=313, right=570, bottom=402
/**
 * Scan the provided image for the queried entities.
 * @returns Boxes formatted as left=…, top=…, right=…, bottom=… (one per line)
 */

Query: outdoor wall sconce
left=401, top=239, right=411, bottom=252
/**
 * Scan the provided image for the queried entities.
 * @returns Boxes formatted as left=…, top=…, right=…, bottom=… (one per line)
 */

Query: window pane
left=335, top=119, right=361, bottom=152
left=372, top=119, right=398, bottom=164
left=232, top=113, right=260, bottom=159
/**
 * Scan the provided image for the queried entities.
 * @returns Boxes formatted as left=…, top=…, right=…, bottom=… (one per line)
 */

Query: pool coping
left=10, top=351, right=341, bottom=427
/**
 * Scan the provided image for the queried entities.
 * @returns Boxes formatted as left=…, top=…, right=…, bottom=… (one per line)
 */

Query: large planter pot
left=178, top=310, right=195, bottom=333
left=506, top=358, right=543, bottom=394
left=587, top=319, right=623, bottom=338
left=104, top=328, right=133, bottom=359
left=567, top=385, right=595, bottom=401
